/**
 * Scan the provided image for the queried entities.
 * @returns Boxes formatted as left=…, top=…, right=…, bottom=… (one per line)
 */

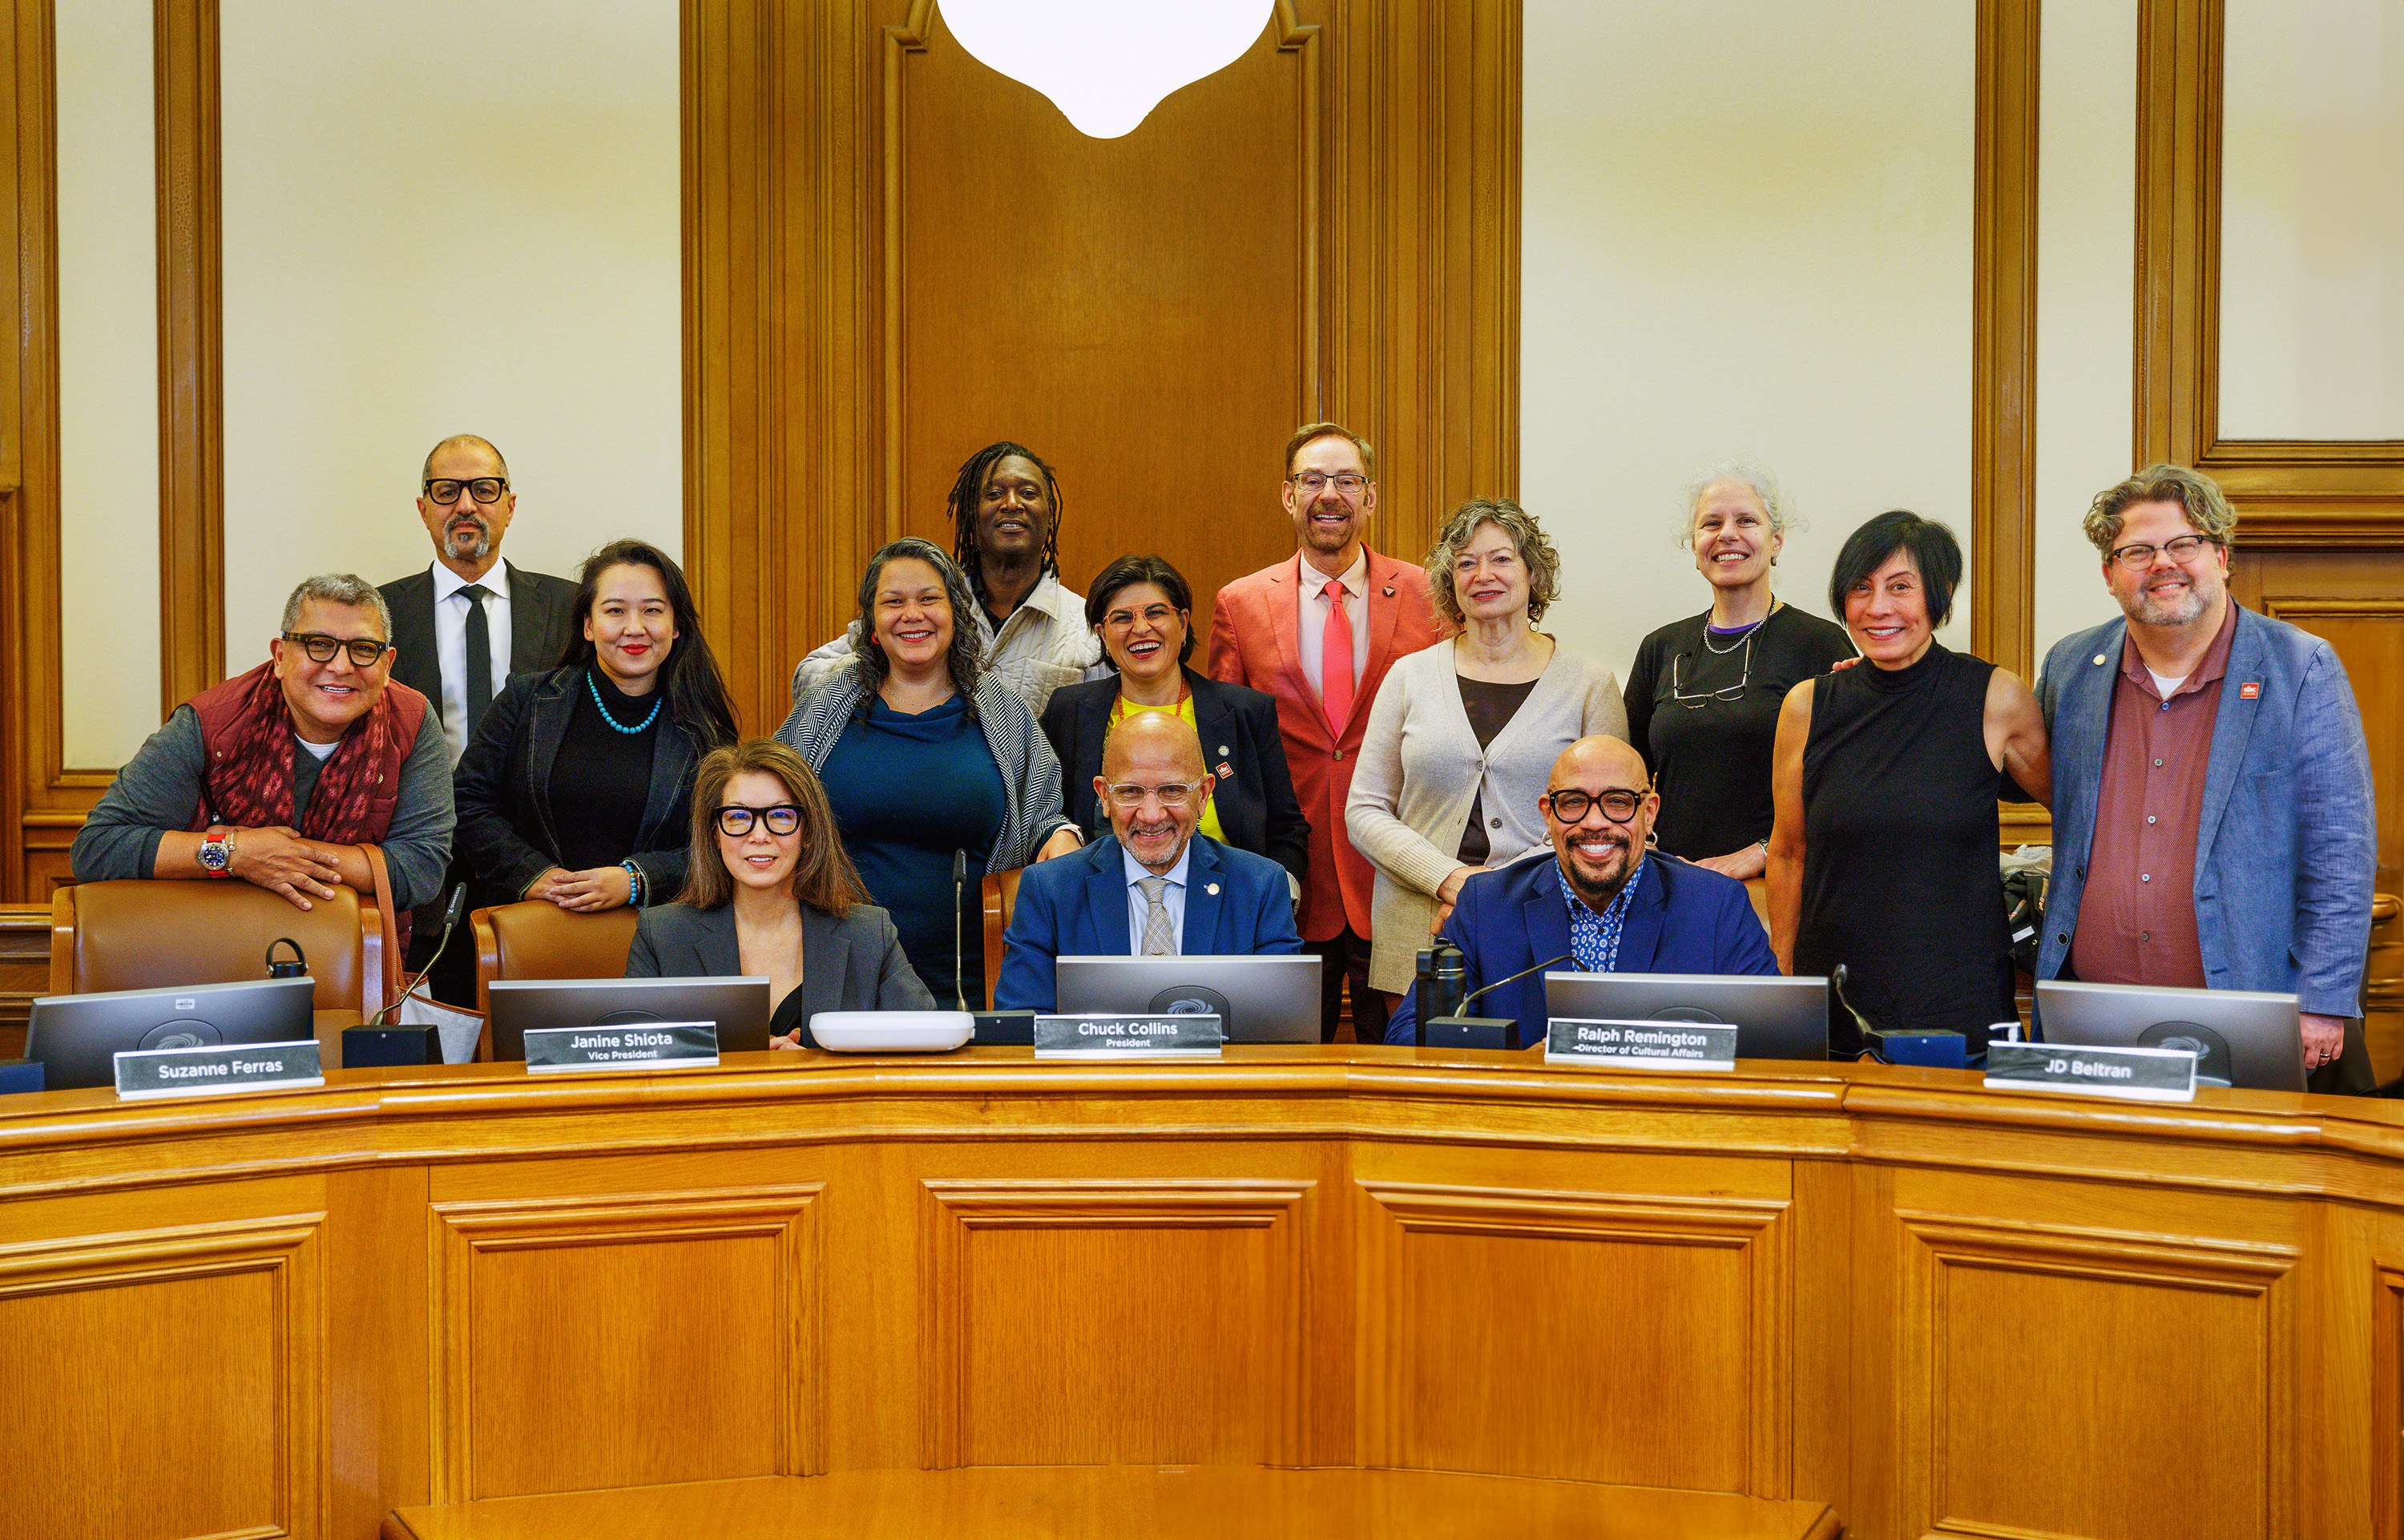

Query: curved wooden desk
left=3, top=1046, right=2400, bottom=1540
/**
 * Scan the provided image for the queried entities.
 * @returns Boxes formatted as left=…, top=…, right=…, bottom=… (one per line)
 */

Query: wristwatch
left=198, top=827, right=233, bottom=877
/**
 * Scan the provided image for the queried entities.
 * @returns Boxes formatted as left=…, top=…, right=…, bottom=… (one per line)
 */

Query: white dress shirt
left=1120, top=841, right=1192, bottom=955
left=430, top=559, right=516, bottom=766
left=789, top=570, right=1103, bottom=716
left=1294, top=550, right=1369, bottom=707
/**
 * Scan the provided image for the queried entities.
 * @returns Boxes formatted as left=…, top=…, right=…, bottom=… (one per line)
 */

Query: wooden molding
left=153, top=0, right=221, bottom=709
left=1970, top=0, right=2039, bottom=680
left=2134, top=0, right=2404, bottom=540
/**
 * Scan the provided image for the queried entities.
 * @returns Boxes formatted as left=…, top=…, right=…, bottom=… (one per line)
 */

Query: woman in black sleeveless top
left=1765, top=513, right=2050, bottom=1055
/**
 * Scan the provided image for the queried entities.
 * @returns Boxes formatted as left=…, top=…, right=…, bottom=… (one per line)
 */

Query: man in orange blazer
left=1208, top=422, right=1441, bottom=1041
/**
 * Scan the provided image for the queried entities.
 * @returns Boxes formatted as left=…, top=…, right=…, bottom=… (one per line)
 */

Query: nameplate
left=115, top=1040, right=323, bottom=1101
left=1033, top=1013, right=1224, bottom=1058
left=1985, top=1041, right=2196, bottom=1103
left=524, top=1021, right=720, bottom=1074
left=1545, top=1018, right=1737, bottom=1072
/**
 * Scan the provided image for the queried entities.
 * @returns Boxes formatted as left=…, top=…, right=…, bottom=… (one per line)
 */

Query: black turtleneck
left=549, top=667, right=661, bottom=873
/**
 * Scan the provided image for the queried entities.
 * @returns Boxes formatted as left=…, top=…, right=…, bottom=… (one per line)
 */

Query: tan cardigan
left=1345, top=640, right=1626, bottom=993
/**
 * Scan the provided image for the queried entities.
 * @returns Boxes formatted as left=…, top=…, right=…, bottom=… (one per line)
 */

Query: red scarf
left=185, top=662, right=428, bottom=844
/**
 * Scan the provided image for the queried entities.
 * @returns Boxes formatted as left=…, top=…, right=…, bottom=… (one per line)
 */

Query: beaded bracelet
left=621, top=859, right=643, bottom=907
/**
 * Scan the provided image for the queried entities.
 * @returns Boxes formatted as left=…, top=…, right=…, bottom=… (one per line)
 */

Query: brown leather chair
left=981, top=867, right=1024, bottom=1009
left=471, top=901, right=642, bottom=1061
left=49, top=880, right=387, bottom=1064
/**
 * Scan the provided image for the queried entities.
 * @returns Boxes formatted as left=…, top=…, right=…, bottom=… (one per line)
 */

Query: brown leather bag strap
left=357, top=843, right=402, bottom=1016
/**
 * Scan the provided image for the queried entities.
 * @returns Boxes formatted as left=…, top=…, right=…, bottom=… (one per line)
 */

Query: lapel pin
left=1216, top=761, right=1234, bottom=780
left=2093, top=653, right=2108, bottom=666
left=2240, top=681, right=2261, bottom=699
left=1382, top=585, right=1396, bottom=598
left=1206, top=883, right=1220, bottom=896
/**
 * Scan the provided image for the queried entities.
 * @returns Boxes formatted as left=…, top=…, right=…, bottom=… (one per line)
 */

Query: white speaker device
left=809, top=1011, right=975, bottom=1054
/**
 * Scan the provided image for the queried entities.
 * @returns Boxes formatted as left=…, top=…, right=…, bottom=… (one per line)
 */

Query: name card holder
left=1984, top=1041, right=2197, bottom=1103
left=1034, top=1014, right=1225, bottom=1058
left=1545, top=1018, right=1737, bottom=1072
left=525, top=1021, right=720, bottom=1074
left=115, top=1040, right=324, bottom=1100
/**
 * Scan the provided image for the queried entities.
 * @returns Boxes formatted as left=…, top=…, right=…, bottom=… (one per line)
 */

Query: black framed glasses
left=716, top=804, right=802, bottom=837
left=1543, top=788, right=1645, bottom=824
left=1289, top=470, right=1367, bottom=494
left=2106, top=533, right=2216, bottom=569
left=1105, top=782, right=1196, bottom=808
left=280, top=631, right=392, bottom=667
left=423, top=477, right=508, bottom=505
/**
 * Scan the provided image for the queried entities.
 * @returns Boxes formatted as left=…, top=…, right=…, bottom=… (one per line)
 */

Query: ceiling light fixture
left=942, top=0, right=1275, bottom=140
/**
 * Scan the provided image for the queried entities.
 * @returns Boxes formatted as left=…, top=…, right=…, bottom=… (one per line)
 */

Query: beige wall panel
left=1521, top=0, right=1976, bottom=681
left=53, top=0, right=161, bottom=770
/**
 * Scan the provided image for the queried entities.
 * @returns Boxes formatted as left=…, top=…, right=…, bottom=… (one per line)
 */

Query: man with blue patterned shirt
left=1386, top=736, right=1777, bottom=1044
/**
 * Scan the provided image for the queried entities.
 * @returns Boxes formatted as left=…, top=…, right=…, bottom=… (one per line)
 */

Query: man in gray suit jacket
left=378, top=434, right=578, bottom=768
left=379, top=433, right=578, bottom=982
left=2035, top=465, right=2377, bottom=1091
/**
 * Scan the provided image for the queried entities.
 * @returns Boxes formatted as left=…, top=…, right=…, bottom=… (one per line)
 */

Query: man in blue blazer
left=998, top=712, right=1304, bottom=1011
left=1386, top=736, right=1777, bottom=1045
left=2035, top=466, right=2375, bottom=1090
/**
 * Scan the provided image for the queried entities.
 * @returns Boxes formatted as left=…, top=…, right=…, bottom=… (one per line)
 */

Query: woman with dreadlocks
left=787, top=441, right=1102, bottom=716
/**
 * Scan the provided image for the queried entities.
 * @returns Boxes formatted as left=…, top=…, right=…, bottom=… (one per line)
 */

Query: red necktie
left=1321, top=579, right=1353, bottom=733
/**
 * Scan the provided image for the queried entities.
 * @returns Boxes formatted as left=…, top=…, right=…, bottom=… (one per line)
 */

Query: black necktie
left=461, top=583, right=494, bottom=731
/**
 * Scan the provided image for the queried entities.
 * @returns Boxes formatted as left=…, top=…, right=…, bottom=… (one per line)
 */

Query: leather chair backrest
left=474, top=901, right=640, bottom=1010
left=51, top=880, right=374, bottom=1013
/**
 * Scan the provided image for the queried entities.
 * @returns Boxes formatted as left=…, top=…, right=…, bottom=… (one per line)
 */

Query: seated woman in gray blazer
left=627, top=739, right=933, bottom=1047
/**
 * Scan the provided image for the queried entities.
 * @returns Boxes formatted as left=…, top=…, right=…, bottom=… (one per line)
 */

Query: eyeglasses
left=1103, top=603, right=1182, bottom=631
left=1668, top=636, right=1751, bottom=708
left=1289, top=471, right=1367, bottom=494
left=1105, top=782, right=1196, bottom=808
left=716, top=804, right=802, bottom=837
left=280, top=631, right=393, bottom=667
left=1543, top=788, right=1646, bottom=824
left=423, top=477, right=508, bottom=505
left=2106, top=533, right=2216, bottom=569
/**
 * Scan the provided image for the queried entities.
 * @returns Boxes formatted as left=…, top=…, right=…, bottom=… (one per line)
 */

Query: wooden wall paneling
left=0, top=1214, right=327, bottom=1540
left=429, top=1187, right=823, bottom=1503
left=918, top=1178, right=1313, bottom=1470
left=1787, top=1159, right=1854, bottom=1518
left=2377, top=1260, right=2404, bottom=1540
left=2133, top=0, right=2404, bottom=538
left=1970, top=0, right=2039, bottom=681
left=329, top=1163, right=434, bottom=1540
left=153, top=0, right=220, bottom=708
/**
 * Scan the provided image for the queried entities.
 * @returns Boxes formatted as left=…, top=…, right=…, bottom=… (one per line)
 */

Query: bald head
left=1539, top=735, right=1659, bottom=913
left=417, top=434, right=517, bottom=580
left=1098, top=710, right=1212, bottom=874
left=1550, top=734, right=1647, bottom=792
left=422, top=433, right=509, bottom=483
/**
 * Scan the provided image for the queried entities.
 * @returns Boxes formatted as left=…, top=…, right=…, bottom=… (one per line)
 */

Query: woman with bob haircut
left=1347, top=497, right=1624, bottom=1014
left=1039, top=553, right=1308, bottom=888
left=454, top=538, right=740, bottom=936
left=627, top=739, right=932, bottom=1048
left=1767, top=510, right=2049, bottom=1057
left=775, top=536, right=1080, bottom=1007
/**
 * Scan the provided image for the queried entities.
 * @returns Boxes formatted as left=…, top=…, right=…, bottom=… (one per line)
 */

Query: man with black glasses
left=72, top=574, right=454, bottom=921
left=379, top=434, right=576, bottom=768
left=1384, top=735, right=1778, bottom=1045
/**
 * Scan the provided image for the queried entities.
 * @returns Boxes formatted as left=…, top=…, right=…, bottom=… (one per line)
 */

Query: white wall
left=2220, top=0, right=2404, bottom=440
left=54, top=0, right=162, bottom=768
left=217, top=0, right=681, bottom=676
left=1522, top=0, right=1976, bottom=684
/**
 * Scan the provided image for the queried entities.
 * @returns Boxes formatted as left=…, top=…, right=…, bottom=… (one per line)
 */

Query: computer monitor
left=1543, top=972, right=1831, bottom=1061
left=26, top=976, right=317, bottom=1090
left=1053, top=955, right=1322, bottom=1044
left=485, top=977, right=773, bottom=1062
left=2035, top=980, right=2304, bottom=1092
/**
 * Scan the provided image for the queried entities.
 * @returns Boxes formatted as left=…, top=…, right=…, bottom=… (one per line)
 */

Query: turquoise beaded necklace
left=587, top=668, right=664, bottom=734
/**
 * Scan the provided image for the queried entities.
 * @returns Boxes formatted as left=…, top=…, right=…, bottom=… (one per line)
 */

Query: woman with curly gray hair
left=775, top=537, right=1081, bottom=1006
left=1345, top=498, right=1625, bottom=1008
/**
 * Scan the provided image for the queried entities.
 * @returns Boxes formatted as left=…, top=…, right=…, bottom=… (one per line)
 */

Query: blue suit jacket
left=995, top=834, right=1305, bottom=1011
left=1385, top=851, right=1779, bottom=1045
left=2034, top=603, right=2374, bottom=1018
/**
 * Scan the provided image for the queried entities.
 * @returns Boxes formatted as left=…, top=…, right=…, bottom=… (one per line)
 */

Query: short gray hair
left=1680, top=459, right=1792, bottom=545
left=281, top=573, right=392, bottom=638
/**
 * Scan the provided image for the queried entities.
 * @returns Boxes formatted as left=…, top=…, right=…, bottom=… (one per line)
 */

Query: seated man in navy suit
left=997, top=711, right=1304, bottom=1010
left=1386, top=735, right=1777, bottom=1045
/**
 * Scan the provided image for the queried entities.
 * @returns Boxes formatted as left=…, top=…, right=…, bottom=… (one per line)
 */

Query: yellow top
left=1107, top=691, right=1227, bottom=847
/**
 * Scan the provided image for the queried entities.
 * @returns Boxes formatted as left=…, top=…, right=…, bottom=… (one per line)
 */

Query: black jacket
left=1039, top=667, right=1309, bottom=886
left=452, top=666, right=705, bottom=911
left=379, top=560, right=579, bottom=730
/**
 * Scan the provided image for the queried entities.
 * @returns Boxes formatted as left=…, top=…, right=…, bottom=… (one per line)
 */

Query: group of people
left=71, top=427, right=2378, bottom=1090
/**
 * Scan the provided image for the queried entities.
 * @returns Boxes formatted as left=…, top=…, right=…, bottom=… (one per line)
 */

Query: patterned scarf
left=187, top=661, right=419, bottom=845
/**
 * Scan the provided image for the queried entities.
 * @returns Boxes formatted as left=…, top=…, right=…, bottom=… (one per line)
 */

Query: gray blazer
left=626, top=899, right=935, bottom=1046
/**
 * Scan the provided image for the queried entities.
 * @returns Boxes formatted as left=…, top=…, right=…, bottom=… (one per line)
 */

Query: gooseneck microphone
left=951, top=850, right=970, bottom=1012
left=1423, top=952, right=1576, bottom=1051
left=368, top=884, right=469, bottom=1027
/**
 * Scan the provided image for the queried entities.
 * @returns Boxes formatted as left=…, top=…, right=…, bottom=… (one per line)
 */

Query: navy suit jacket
left=995, top=834, right=1305, bottom=1011
left=1385, top=850, right=1779, bottom=1045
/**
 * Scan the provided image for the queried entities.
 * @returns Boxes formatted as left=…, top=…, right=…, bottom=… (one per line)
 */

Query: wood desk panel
left=5, top=1050, right=2404, bottom=1539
